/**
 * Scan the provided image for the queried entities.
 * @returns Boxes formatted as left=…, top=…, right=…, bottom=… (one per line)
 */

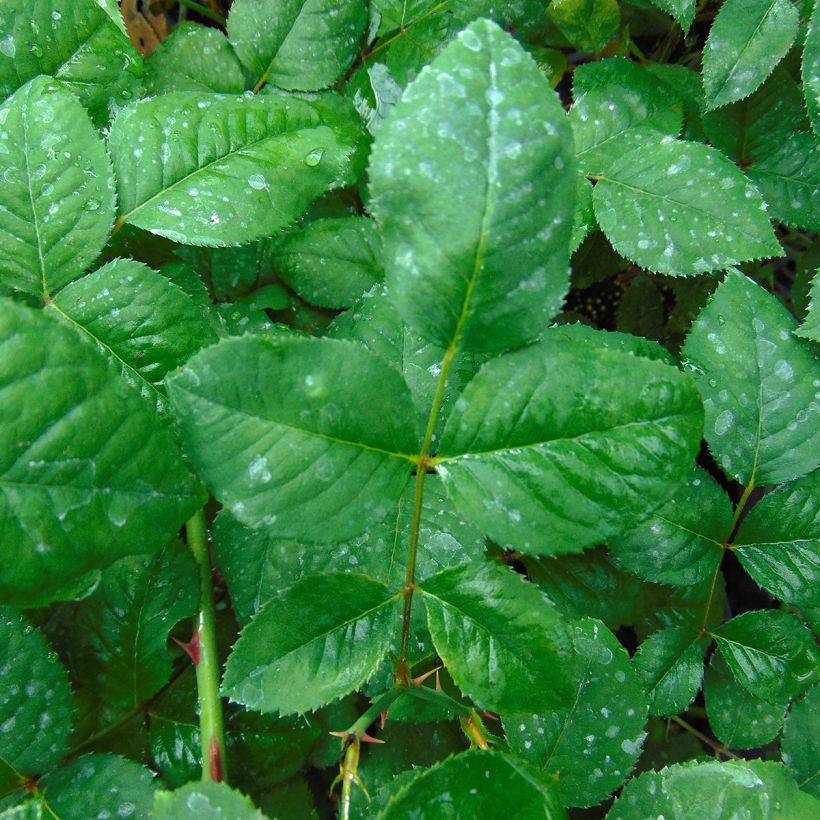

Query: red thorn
left=208, top=736, right=223, bottom=782
left=411, top=666, right=442, bottom=687
left=360, top=732, right=385, bottom=744
left=482, top=711, right=500, bottom=722
left=174, top=628, right=201, bottom=666
left=435, top=670, right=442, bottom=692
left=380, top=710, right=389, bottom=729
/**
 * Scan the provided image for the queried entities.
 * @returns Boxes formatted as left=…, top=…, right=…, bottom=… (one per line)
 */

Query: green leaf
left=734, top=471, right=820, bottom=608
left=0, top=299, right=205, bottom=607
left=548, top=0, right=620, bottom=53
left=272, top=216, right=383, bottom=308
left=647, top=0, right=696, bottom=32
left=804, top=1, right=820, bottom=136
left=419, top=561, right=574, bottom=713
left=436, top=326, right=703, bottom=554
left=704, top=649, right=787, bottom=749
left=148, top=671, right=200, bottom=787
left=369, top=18, right=576, bottom=354
left=681, top=270, right=820, bottom=486
left=795, top=271, right=820, bottom=341
left=49, top=259, right=218, bottom=415
left=145, top=23, right=245, bottom=95
left=381, top=750, right=566, bottom=819
left=633, top=625, right=706, bottom=717
left=214, top=476, right=485, bottom=625
left=782, top=684, right=820, bottom=797
left=0, top=609, right=73, bottom=793
left=0, top=801, right=42, bottom=820
left=609, top=468, right=730, bottom=587
left=702, top=0, right=799, bottom=110
left=222, top=573, right=398, bottom=715
left=154, top=782, right=267, bottom=819
left=592, top=140, right=781, bottom=276
left=38, top=754, right=157, bottom=820
left=166, top=335, right=417, bottom=542
left=505, top=618, right=649, bottom=808
left=108, top=91, right=364, bottom=247
left=712, top=609, right=819, bottom=703
left=65, top=540, right=199, bottom=708
left=0, top=77, right=115, bottom=299
left=571, top=175, right=595, bottom=253
left=0, top=0, right=142, bottom=126
left=608, top=759, right=820, bottom=819
left=570, top=58, right=683, bottom=176
left=228, top=0, right=367, bottom=91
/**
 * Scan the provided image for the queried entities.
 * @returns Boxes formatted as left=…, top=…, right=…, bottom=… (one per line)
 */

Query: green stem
left=396, top=345, right=457, bottom=683
left=670, top=715, right=738, bottom=759
left=344, top=687, right=406, bottom=737
left=186, top=509, right=228, bottom=783
left=403, top=682, right=472, bottom=717
left=177, top=0, right=226, bottom=26
left=728, top=478, right=756, bottom=536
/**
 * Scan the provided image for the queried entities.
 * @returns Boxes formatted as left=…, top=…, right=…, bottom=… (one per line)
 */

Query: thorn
left=380, top=710, right=389, bottom=729
left=174, top=628, right=201, bottom=666
left=411, top=665, right=442, bottom=687
left=482, top=711, right=499, bottom=722
left=208, top=736, right=223, bottom=783
left=360, top=732, right=385, bottom=744
left=435, top=669, right=442, bottom=692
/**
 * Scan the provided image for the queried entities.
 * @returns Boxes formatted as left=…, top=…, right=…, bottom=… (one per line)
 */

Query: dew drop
left=303, top=148, right=324, bottom=166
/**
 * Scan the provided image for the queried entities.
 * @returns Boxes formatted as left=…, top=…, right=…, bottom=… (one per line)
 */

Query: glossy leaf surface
left=369, top=18, right=576, bottom=353
left=782, top=684, right=819, bottom=797
left=437, top=327, right=703, bottom=554
left=154, top=781, right=266, bottom=819
left=0, top=299, right=204, bottom=607
left=166, top=335, right=417, bottom=542
left=420, top=561, right=573, bottom=713
left=223, top=573, right=397, bottom=715
left=0, top=77, right=115, bottom=298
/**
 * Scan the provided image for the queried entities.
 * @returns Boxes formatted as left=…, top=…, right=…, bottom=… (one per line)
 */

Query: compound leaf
left=702, top=0, right=799, bottom=110
left=0, top=299, right=205, bottom=607
left=109, top=91, right=363, bottom=247
left=593, top=140, right=780, bottom=276
left=228, top=0, right=367, bottom=92
left=681, top=270, right=820, bottom=486
left=420, top=561, right=574, bottom=714
left=0, top=0, right=142, bottom=126
left=369, top=18, right=576, bottom=354
left=222, top=573, right=398, bottom=715
left=166, top=335, right=417, bottom=543
left=0, top=77, right=115, bottom=299
left=437, top=326, right=703, bottom=554
left=0, top=609, right=73, bottom=793
left=505, top=618, right=648, bottom=808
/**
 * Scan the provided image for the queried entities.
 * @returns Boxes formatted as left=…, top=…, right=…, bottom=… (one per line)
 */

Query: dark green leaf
left=734, top=471, right=820, bottom=608
left=609, top=468, right=730, bottom=587
left=381, top=750, right=565, bottom=819
left=548, top=0, right=620, bottom=53
left=369, top=18, right=576, bottom=353
left=609, top=759, right=819, bottom=818
left=272, top=216, right=382, bottom=308
left=154, top=782, right=267, bottom=819
left=506, top=618, right=649, bottom=808
left=109, top=91, right=363, bottom=246
left=145, top=23, right=245, bottom=95
left=647, top=0, right=696, bottom=31
left=420, top=561, right=574, bottom=713
left=702, top=0, right=799, bottom=110
left=49, top=259, right=218, bottom=415
left=437, top=326, right=703, bottom=554
left=681, top=270, right=820, bottom=486
left=166, top=335, right=417, bottom=542
left=712, top=609, right=819, bottom=703
left=782, top=684, right=820, bottom=797
left=704, top=649, right=787, bottom=749
left=222, top=573, right=398, bottom=714
left=38, top=754, right=157, bottom=820
left=634, top=625, right=706, bottom=717
left=795, top=271, right=820, bottom=342
left=593, top=141, right=781, bottom=276
left=0, top=77, right=115, bottom=299
left=228, top=0, right=367, bottom=92
left=0, top=609, right=73, bottom=793
left=0, top=0, right=142, bottom=126
left=804, top=2, right=820, bottom=136
left=0, top=299, right=204, bottom=607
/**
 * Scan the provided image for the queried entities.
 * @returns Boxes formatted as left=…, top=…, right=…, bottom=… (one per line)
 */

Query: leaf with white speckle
left=734, top=471, right=820, bottom=609
left=369, top=18, right=576, bottom=354
left=505, top=618, right=649, bottom=808
left=154, top=781, right=267, bottom=819
left=0, top=609, right=74, bottom=794
left=681, top=271, right=820, bottom=486
left=702, top=0, right=799, bottom=110
left=593, top=140, right=781, bottom=276
left=108, top=91, right=364, bottom=247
